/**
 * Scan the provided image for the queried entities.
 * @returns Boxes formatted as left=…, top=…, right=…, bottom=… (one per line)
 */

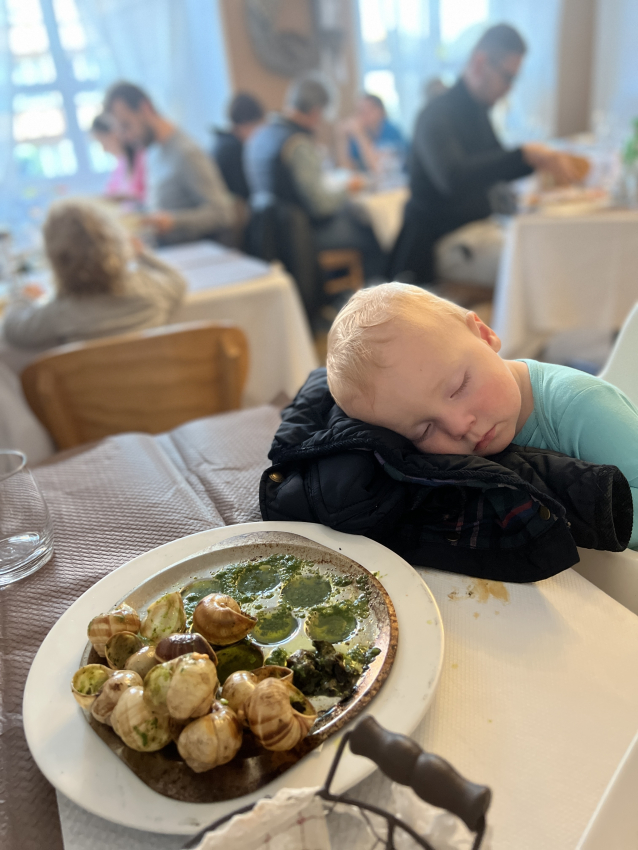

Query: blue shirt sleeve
left=538, top=371, right=638, bottom=548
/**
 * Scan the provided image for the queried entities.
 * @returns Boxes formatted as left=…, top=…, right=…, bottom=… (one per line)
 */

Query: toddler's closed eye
left=452, top=372, right=470, bottom=397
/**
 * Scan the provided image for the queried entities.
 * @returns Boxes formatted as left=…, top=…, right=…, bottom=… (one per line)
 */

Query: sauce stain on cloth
left=448, top=579, right=510, bottom=604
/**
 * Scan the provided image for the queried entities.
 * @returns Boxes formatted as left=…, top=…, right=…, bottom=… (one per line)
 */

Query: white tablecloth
left=157, top=243, right=318, bottom=408
left=56, top=561, right=638, bottom=850
left=0, top=243, right=319, bottom=442
left=492, top=210, right=638, bottom=358
left=354, top=185, right=408, bottom=252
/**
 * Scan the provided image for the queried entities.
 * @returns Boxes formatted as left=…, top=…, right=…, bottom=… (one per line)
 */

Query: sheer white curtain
left=357, top=0, right=563, bottom=145
left=591, top=0, right=638, bottom=145
left=75, top=0, right=230, bottom=147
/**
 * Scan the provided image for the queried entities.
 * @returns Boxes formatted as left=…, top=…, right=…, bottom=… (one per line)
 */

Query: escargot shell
left=140, top=592, right=186, bottom=643
left=221, top=666, right=292, bottom=723
left=166, top=653, right=219, bottom=721
left=104, top=631, right=143, bottom=670
left=155, top=632, right=217, bottom=664
left=110, top=686, right=171, bottom=752
left=91, top=670, right=143, bottom=726
left=87, top=604, right=140, bottom=657
left=245, top=677, right=317, bottom=751
left=143, top=652, right=218, bottom=722
left=71, top=664, right=113, bottom=710
left=124, top=645, right=159, bottom=679
left=192, top=593, right=257, bottom=646
left=177, top=701, right=242, bottom=773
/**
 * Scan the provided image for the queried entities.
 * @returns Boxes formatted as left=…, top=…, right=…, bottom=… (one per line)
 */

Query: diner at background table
left=4, top=404, right=638, bottom=850
left=0, top=240, right=318, bottom=455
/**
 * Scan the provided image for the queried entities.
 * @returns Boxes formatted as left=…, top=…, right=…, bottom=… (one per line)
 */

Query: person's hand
left=143, top=211, right=175, bottom=234
left=21, top=283, right=45, bottom=300
left=346, top=174, right=367, bottom=193
left=522, top=144, right=586, bottom=186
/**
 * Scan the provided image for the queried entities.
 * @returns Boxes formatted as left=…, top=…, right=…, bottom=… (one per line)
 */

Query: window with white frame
left=7, top=0, right=111, bottom=182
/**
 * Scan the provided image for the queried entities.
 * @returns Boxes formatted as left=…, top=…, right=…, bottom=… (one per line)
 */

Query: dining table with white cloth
left=492, top=209, right=638, bottom=359
left=353, top=185, right=409, bottom=252
left=155, top=242, right=318, bottom=408
left=0, top=241, right=318, bottom=456
left=6, top=403, right=638, bottom=850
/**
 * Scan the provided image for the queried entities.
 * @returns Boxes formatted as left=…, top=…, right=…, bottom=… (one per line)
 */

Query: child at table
left=2, top=198, right=186, bottom=350
left=326, top=282, right=638, bottom=548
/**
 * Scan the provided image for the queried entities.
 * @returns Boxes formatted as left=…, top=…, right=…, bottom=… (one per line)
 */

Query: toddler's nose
left=446, top=412, right=476, bottom=441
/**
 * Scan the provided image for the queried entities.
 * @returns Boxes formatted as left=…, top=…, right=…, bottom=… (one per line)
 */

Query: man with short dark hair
left=244, top=75, right=385, bottom=281
left=389, top=24, right=581, bottom=284
left=104, top=81, right=235, bottom=245
left=336, top=93, right=407, bottom=173
left=212, top=93, right=265, bottom=200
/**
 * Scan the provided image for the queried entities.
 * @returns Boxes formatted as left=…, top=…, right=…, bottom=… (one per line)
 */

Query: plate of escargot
left=24, top=523, right=443, bottom=834
left=68, top=530, right=399, bottom=804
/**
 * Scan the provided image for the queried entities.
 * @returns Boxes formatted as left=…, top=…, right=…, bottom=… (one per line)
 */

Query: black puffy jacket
left=260, top=369, right=633, bottom=582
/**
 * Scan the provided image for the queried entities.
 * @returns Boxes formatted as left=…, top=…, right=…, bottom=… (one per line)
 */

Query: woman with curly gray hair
left=2, top=198, right=186, bottom=349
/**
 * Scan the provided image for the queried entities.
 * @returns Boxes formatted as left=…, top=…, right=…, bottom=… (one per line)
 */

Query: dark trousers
left=387, top=200, right=468, bottom=284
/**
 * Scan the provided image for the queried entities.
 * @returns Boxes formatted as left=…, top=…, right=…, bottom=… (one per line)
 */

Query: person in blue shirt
left=326, top=283, right=638, bottom=549
left=336, top=93, right=407, bottom=174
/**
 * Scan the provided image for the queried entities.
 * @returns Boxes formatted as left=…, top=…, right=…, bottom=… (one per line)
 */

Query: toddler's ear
left=465, top=311, right=502, bottom=353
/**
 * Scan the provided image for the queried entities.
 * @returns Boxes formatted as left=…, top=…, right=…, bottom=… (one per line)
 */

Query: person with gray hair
left=389, top=23, right=584, bottom=285
left=244, top=74, right=385, bottom=283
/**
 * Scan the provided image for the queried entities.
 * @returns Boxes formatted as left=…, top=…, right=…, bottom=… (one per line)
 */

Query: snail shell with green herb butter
left=245, top=677, right=317, bottom=751
left=124, top=645, right=159, bottom=679
left=91, top=670, right=143, bottom=726
left=192, top=593, right=257, bottom=646
left=87, top=605, right=140, bottom=657
left=140, top=592, right=186, bottom=642
left=177, top=701, right=242, bottom=773
left=110, top=686, right=171, bottom=752
left=71, top=664, right=113, bottom=710
left=221, top=665, right=292, bottom=723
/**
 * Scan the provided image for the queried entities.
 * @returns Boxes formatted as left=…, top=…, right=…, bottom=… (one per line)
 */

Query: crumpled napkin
left=189, top=783, right=491, bottom=850
left=392, top=784, right=492, bottom=850
left=191, top=786, right=331, bottom=850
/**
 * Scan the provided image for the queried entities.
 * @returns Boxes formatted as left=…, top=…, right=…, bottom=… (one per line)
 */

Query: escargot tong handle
left=348, top=716, right=491, bottom=833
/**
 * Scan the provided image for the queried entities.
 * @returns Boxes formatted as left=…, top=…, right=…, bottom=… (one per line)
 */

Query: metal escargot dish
left=71, top=531, right=398, bottom=803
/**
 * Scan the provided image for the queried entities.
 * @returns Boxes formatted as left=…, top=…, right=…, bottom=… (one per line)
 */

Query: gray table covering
left=0, top=405, right=282, bottom=850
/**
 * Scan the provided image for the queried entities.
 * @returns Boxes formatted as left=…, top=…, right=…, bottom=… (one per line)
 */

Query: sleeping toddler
left=326, top=282, right=638, bottom=548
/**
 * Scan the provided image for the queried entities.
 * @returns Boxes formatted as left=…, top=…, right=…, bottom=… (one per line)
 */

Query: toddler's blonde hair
left=327, top=283, right=467, bottom=409
left=44, top=198, right=131, bottom=297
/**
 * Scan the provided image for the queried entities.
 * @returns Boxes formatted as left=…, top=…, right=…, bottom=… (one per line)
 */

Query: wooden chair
left=318, top=249, right=365, bottom=297
left=21, top=321, right=249, bottom=449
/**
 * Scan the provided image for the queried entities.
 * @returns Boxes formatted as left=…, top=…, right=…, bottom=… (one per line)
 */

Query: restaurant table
left=492, top=209, right=638, bottom=359
left=4, top=405, right=638, bottom=850
left=353, top=185, right=409, bottom=252
left=0, top=240, right=318, bottom=413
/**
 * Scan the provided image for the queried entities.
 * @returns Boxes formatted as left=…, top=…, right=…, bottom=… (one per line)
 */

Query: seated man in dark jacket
left=244, top=75, right=385, bottom=281
left=389, top=24, right=582, bottom=284
left=212, top=93, right=264, bottom=201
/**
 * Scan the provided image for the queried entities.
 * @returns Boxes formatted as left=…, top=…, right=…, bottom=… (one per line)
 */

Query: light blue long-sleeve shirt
left=512, top=359, right=638, bottom=548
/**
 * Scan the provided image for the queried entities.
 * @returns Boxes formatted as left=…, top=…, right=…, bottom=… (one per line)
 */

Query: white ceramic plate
left=24, top=521, right=444, bottom=835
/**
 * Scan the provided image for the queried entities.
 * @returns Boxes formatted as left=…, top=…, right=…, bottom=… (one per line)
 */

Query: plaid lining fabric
left=375, top=453, right=552, bottom=550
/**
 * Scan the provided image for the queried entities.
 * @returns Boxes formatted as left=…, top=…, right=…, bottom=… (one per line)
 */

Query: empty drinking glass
left=0, top=450, right=53, bottom=586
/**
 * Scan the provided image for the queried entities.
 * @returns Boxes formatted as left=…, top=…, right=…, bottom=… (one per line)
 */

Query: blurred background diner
left=1, top=0, right=638, bottom=461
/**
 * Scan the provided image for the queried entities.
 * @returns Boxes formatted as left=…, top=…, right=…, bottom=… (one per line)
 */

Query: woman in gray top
left=3, top=198, right=186, bottom=350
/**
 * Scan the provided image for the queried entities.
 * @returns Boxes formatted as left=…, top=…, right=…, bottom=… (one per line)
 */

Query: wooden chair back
left=319, top=249, right=365, bottom=296
left=21, top=322, right=249, bottom=449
